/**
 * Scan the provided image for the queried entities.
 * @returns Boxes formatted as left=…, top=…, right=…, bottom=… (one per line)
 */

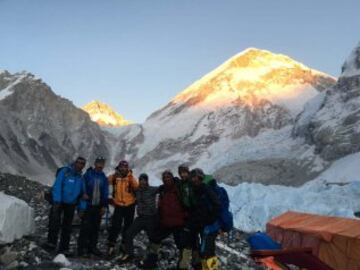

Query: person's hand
left=100, top=207, right=106, bottom=216
left=82, top=193, right=90, bottom=200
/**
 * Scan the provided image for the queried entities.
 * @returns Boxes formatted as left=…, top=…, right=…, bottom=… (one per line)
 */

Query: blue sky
left=0, top=0, right=359, bottom=123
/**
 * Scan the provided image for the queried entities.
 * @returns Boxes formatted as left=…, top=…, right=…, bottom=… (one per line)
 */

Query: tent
left=267, top=211, right=360, bottom=270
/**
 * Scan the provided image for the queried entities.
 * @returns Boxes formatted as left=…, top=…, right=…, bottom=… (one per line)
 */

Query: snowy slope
left=0, top=192, right=35, bottom=243
left=227, top=152, right=360, bottom=232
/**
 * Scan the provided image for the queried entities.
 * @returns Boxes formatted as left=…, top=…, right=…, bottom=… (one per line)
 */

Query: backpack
left=205, top=177, right=234, bottom=232
left=247, top=232, right=282, bottom=251
left=44, top=166, right=71, bottom=204
left=214, top=184, right=234, bottom=232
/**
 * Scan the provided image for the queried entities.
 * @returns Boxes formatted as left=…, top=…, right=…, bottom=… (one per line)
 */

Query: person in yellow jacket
left=107, top=160, right=139, bottom=257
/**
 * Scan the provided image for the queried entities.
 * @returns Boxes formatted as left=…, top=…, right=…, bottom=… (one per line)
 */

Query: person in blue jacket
left=45, top=156, right=86, bottom=254
left=77, top=157, right=109, bottom=257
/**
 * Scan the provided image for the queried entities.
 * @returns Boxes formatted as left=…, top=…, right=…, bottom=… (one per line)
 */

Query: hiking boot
left=138, top=253, right=158, bottom=269
left=118, top=253, right=133, bottom=264
left=89, top=247, right=103, bottom=257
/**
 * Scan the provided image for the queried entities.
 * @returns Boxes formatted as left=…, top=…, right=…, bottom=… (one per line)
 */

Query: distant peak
left=82, top=101, right=132, bottom=127
left=341, top=42, right=360, bottom=78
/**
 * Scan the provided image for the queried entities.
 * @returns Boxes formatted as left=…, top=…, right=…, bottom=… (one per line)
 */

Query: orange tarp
left=267, top=211, right=360, bottom=270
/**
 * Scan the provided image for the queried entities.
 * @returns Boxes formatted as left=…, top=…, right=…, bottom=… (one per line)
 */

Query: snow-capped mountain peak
left=171, top=48, right=335, bottom=115
left=82, top=100, right=131, bottom=127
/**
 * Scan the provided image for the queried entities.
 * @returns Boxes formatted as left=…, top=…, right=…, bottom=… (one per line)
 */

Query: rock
left=35, top=256, right=41, bottom=264
left=294, top=42, right=360, bottom=162
left=53, top=254, right=71, bottom=267
left=19, top=261, right=29, bottom=267
left=0, top=249, right=18, bottom=266
left=28, top=242, right=37, bottom=251
left=5, top=260, right=19, bottom=269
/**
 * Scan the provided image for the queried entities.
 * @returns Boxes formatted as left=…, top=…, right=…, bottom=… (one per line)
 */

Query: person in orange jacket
left=107, top=160, right=139, bottom=257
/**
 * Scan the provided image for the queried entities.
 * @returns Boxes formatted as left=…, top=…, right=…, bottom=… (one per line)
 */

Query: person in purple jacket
left=77, top=157, right=109, bottom=257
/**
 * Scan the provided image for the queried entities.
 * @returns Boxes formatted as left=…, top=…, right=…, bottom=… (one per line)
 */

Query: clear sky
left=0, top=0, right=359, bottom=123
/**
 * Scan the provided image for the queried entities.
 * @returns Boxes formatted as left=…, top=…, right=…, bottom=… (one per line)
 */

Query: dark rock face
left=294, top=43, right=360, bottom=162
left=0, top=172, right=261, bottom=269
left=0, top=72, right=110, bottom=184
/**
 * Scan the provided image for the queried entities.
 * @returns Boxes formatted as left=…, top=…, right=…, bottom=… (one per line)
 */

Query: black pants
left=149, top=226, right=184, bottom=249
left=78, top=205, right=102, bottom=252
left=47, top=204, right=76, bottom=251
left=124, top=214, right=157, bottom=256
left=108, top=204, right=136, bottom=246
left=200, top=232, right=217, bottom=259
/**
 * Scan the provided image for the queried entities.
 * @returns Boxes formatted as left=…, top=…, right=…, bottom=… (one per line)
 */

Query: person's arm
left=206, top=186, right=221, bottom=218
left=52, top=168, right=66, bottom=204
left=108, top=174, right=114, bottom=184
left=150, top=186, right=159, bottom=195
left=80, top=172, right=90, bottom=200
left=131, top=176, right=139, bottom=191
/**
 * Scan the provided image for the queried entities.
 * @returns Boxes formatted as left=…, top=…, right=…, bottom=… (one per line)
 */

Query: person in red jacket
left=138, top=170, right=186, bottom=269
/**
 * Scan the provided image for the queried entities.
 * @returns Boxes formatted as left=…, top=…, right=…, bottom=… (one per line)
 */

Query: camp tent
left=267, top=211, right=360, bottom=270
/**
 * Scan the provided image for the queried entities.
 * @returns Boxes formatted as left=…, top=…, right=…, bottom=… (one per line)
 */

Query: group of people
left=43, top=156, right=232, bottom=270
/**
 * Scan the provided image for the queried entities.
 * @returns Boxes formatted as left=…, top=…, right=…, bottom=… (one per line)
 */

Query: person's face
left=119, top=165, right=129, bottom=177
left=94, top=161, right=105, bottom=172
left=74, top=159, right=86, bottom=172
left=163, top=174, right=173, bottom=186
left=191, top=175, right=202, bottom=187
left=179, top=170, right=189, bottom=180
left=139, top=179, right=149, bottom=189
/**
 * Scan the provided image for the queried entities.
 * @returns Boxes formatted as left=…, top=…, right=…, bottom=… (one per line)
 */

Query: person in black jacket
left=118, top=173, right=158, bottom=263
left=188, top=168, right=221, bottom=270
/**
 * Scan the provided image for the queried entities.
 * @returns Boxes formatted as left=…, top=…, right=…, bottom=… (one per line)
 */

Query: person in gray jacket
left=118, top=173, right=159, bottom=263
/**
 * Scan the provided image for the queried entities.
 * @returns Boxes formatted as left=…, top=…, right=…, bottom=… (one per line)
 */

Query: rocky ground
left=0, top=173, right=263, bottom=270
